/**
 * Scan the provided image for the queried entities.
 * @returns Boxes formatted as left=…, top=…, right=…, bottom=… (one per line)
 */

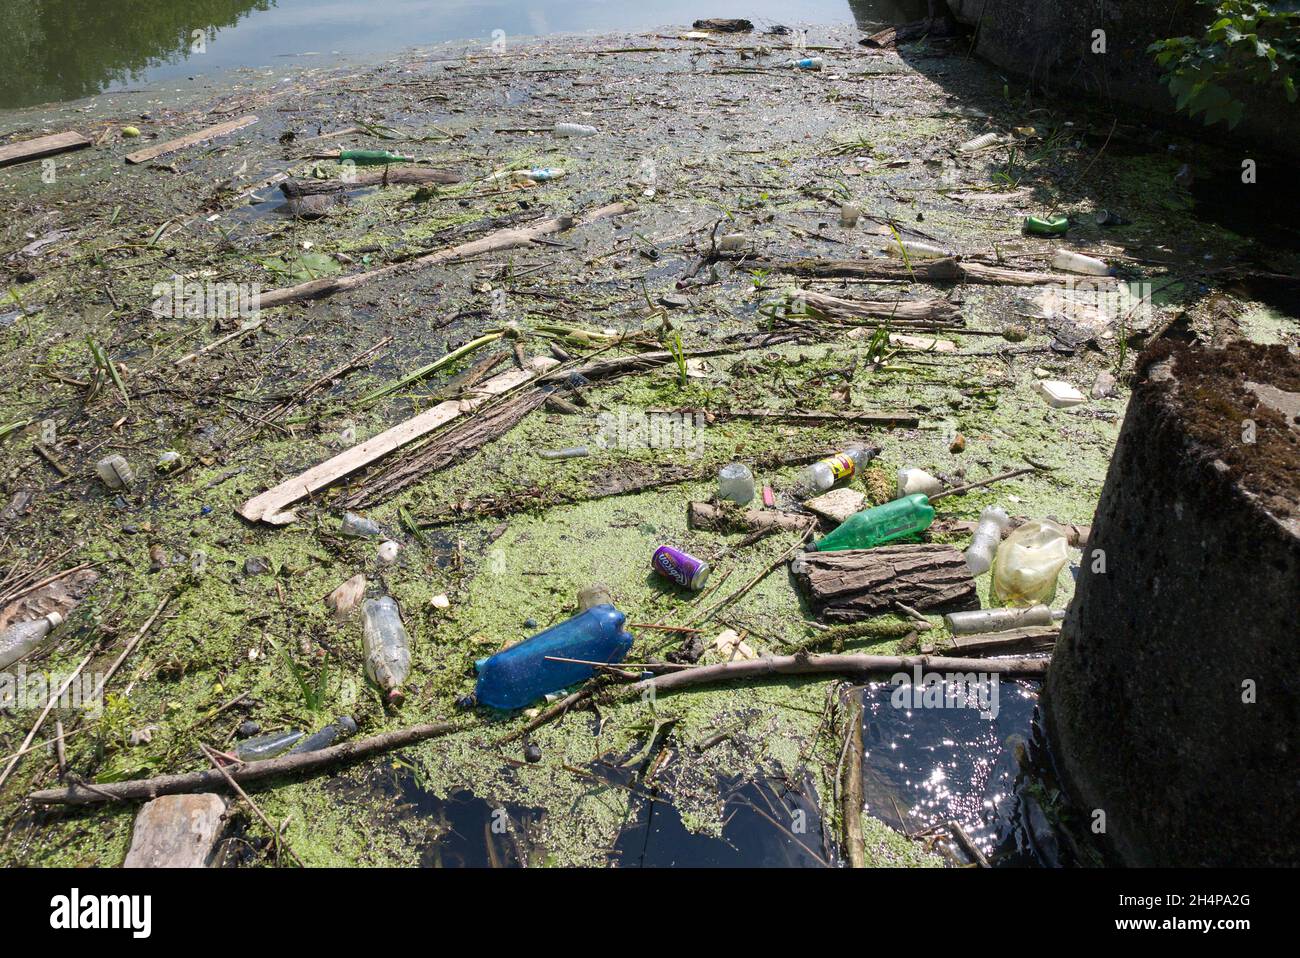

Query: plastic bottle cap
left=386, top=688, right=406, bottom=707
left=45, top=611, right=64, bottom=628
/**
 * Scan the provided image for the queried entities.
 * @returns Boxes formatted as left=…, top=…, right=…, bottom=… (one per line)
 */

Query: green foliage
left=1149, top=1, right=1299, bottom=128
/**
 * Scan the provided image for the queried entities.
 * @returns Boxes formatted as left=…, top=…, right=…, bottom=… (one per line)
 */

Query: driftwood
left=842, top=693, right=866, bottom=868
left=795, top=288, right=963, bottom=326
left=687, top=501, right=815, bottom=534
left=124, top=115, right=258, bottom=164
left=251, top=200, right=635, bottom=312
left=793, top=544, right=979, bottom=621
left=946, top=626, right=1059, bottom=656
left=628, top=651, right=1050, bottom=699
left=238, top=358, right=557, bottom=524
left=0, top=131, right=91, bottom=168
left=344, top=381, right=554, bottom=508
left=29, top=721, right=459, bottom=806
left=769, top=256, right=1118, bottom=288
left=653, top=407, right=919, bottom=428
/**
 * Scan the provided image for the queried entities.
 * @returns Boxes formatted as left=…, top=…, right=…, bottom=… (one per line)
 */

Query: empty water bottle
left=362, top=597, right=412, bottom=705
left=944, top=605, right=1064, bottom=635
left=992, top=519, right=1070, bottom=606
left=896, top=467, right=943, bottom=499
left=340, top=512, right=382, bottom=537
left=473, top=604, right=634, bottom=710
left=235, top=729, right=304, bottom=762
left=1050, top=249, right=1112, bottom=276
left=577, top=583, right=613, bottom=610
left=718, top=463, right=755, bottom=505
left=553, top=122, right=598, bottom=137
left=803, top=446, right=875, bottom=493
left=789, top=56, right=824, bottom=70
left=96, top=455, right=134, bottom=490
left=0, top=611, right=63, bottom=671
left=812, top=493, right=935, bottom=552
left=885, top=239, right=952, bottom=260
left=288, top=716, right=358, bottom=754
left=964, top=505, right=1011, bottom=575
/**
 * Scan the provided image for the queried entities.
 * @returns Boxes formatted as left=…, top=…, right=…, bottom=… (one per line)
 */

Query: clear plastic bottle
left=964, top=505, right=1011, bottom=575
left=96, top=455, right=134, bottom=489
left=361, top=597, right=412, bottom=706
left=538, top=446, right=590, bottom=459
left=959, top=132, right=1001, bottom=152
left=288, top=716, right=358, bottom=755
left=235, top=729, right=304, bottom=762
left=718, top=463, right=755, bottom=505
left=474, top=604, right=633, bottom=710
left=552, top=122, right=598, bottom=137
left=1050, top=249, right=1112, bottom=276
left=896, top=467, right=943, bottom=499
left=577, top=583, right=613, bottom=610
left=944, top=605, right=1064, bottom=635
left=992, top=519, right=1070, bottom=606
left=340, top=511, right=381, bottom=537
left=788, top=56, right=824, bottom=70
left=813, top=494, right=935, bottom=551
left=885, top=239, right=952, bottom=260
left=840, top=203, right=861, bottom=228
left=803, top=446, right=874, bottom=493
left=0, top=611, right=63, bottom=670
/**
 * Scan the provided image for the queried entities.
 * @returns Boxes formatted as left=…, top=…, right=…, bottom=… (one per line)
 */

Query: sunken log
left=1043, top=340, right=1300, bottom=866
left=791, top=544, right=979, bottom=621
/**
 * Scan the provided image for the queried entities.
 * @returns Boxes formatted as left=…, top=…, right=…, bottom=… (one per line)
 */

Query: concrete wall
left=1043, top=347, right=1300, bottom=866
left=946, top=0, right=1300, bottom=155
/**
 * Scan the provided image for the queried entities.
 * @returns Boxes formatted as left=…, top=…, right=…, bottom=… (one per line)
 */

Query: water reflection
left=859, top=678, right=1070, bottom=866
left=0, top=0, right=272, bottom=108
left=0, top=0, right=934, bottom=109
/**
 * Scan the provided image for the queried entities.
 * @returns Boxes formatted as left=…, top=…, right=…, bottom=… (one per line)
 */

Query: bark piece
left=122, top=793, right=227, bottom=868
left=793, top=544, right=978, bottom=621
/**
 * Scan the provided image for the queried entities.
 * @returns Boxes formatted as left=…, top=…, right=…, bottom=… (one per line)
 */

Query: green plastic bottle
left=813, top=493, right=935, bottom=551
left=338, top=149, right=415, bottom=166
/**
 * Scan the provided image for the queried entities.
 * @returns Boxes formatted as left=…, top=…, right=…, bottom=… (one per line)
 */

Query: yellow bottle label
left=824, top=453, right=855, bottom=481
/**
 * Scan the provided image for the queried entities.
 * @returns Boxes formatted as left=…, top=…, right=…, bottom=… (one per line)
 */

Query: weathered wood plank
left=238, top=358, right=557, bottom=525
left=124, top=115, right=258, bottom=164
left=0, top=131, right=91, bottom=168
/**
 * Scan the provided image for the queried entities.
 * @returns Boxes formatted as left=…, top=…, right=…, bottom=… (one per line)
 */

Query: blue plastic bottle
left=474, top=604, right=634, bottom=710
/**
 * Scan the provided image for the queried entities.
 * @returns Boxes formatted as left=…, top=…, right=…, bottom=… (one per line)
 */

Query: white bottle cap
left=45, top=611, right=64, bottom=628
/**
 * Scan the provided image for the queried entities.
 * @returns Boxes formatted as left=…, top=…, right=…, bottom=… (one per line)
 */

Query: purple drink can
left=652, top=545, right=711, bottom=591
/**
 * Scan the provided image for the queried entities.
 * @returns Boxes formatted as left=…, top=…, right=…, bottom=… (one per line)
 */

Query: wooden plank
left=238, top=357, right=558, bottom=525
left=124, top=115, right=258, bottom=165
left=0, top=131, right=91, bottom=168
left=947, top=626, right=1059, bottom=656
